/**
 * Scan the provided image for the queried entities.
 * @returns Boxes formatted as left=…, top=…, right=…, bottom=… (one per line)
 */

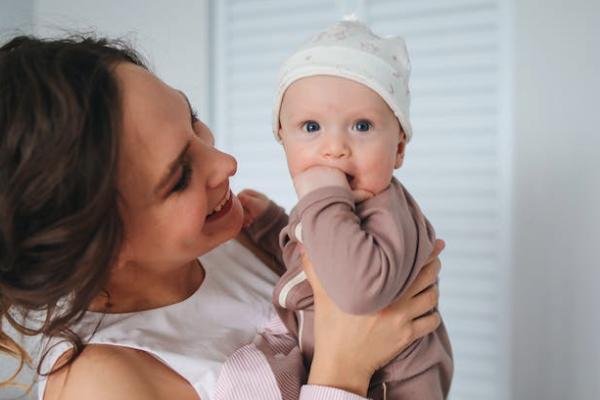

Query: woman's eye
left=172, top=163, right=192, bottom=193
left=353, top=120, right=372, bottom=132
left=302, top=121, right=321, bottom=133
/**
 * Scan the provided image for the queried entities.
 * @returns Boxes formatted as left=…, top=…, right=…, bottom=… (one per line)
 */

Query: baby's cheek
left=286, top=148, right=312, bottom=176
left=360, top=161, right=395, bottom=193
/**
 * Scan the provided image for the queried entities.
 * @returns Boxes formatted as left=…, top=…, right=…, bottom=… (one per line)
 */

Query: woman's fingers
left=402, top=239, right=444, bottom=297
left=426, top=239, right=445, bottom=264
left=302, top=252, right=327, bottom=298
left=407, top=284, right=439, bottom=319
left=410, top=311, right=442, bottom=341
left=405, top=257, right=441, bottom=298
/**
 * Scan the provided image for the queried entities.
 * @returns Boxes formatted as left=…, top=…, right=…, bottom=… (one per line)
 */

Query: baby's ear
left=394, top=131, right=407, bottom=169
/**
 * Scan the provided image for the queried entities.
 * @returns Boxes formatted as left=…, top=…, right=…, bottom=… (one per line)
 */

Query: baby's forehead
left=281, top=75, right=393, bottom=114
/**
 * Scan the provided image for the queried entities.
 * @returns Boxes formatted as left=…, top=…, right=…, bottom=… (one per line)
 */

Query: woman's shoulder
left=43, top=344, right=199, bottom=400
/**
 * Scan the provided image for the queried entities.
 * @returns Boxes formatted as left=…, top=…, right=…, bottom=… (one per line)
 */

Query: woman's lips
left=205, top=190, right=233, bottom=222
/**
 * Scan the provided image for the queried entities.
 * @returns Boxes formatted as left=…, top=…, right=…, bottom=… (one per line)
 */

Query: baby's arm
left=291, top=170, right=432, bottom=315
left=239, top=189, right=288, bottom=267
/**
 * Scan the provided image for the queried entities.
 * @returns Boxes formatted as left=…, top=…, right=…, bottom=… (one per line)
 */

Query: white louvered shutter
left=211, top=1, right=511, bottom=399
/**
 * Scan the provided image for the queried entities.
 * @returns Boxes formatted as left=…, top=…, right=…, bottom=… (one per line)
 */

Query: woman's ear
left=394, top=131, right=407, bottom=169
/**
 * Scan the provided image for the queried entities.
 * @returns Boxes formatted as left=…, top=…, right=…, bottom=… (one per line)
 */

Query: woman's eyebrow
left=152, top=91, right=195, bottom=196
left=154, top=141, right=191, bottom=195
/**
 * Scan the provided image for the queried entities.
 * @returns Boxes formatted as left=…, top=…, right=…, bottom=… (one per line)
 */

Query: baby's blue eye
left=354, top=120, right=372, bottom=132
left=302, top=121, right=321, bottom=133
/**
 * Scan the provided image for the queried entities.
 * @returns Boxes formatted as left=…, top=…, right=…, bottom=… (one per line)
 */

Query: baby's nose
left=321, top=136, right=351, bottom=159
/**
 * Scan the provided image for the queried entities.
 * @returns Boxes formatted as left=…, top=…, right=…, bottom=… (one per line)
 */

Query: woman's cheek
left=176, top=193, right=208, bottom=233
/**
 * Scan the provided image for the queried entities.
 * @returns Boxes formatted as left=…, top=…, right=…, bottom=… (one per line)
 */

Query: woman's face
left=115, top=63, right=243, bottom=268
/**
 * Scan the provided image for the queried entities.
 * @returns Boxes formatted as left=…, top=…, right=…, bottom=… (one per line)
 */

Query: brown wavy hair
left=0, top=35, right=146, bottom=387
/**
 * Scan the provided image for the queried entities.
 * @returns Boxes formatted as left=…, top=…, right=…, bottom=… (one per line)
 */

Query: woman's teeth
left=208, top=191, right=231, bottom=216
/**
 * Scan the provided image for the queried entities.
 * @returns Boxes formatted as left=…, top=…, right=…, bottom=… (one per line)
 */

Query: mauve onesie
left=246, top=177, right=453, bottom=399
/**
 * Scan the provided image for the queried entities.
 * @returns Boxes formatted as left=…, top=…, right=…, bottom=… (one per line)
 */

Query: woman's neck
left=88, top=259, right=205, bottom=313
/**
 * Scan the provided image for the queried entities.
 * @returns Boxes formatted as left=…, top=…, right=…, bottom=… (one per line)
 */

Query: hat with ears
left=272, top=17, right=413, bottom=142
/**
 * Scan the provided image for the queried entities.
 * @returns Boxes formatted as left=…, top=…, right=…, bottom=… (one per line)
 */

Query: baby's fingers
left=237, top=190, right=251, bottom=206
left=351, top=189, right=374, bottom=203
left=239, top=188, right=262, bottom=199
left=242, top=213, right=254, bottom=228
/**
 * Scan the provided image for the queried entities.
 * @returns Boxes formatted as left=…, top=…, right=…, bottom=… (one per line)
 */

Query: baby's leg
left=367, top=366, right=446, bottom=400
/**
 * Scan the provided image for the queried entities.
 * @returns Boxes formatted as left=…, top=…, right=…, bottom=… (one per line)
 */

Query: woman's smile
left=206, top=189, right=233, bottom=222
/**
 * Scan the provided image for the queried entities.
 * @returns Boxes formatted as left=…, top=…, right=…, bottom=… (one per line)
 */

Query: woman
left=0, top=36, right=442, bottom=399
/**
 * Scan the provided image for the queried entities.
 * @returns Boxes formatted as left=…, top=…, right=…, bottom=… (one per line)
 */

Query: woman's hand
left=306, top=239, right=445, bottom=396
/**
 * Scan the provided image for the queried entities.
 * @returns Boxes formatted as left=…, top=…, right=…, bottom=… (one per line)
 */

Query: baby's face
left=278, top=75, right=406, bottom=195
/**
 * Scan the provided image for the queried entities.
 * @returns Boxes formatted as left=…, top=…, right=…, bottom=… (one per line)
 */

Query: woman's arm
left=44, top=345, right=199, bottom=400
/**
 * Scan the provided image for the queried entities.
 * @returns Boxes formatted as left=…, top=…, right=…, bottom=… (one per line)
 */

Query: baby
left=239, top=20, right=453, bottom=399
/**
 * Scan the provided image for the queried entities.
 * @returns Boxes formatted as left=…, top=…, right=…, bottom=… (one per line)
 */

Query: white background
left=0, top=0, right=598, bottom=399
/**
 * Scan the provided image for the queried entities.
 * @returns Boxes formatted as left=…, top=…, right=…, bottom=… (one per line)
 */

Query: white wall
left=511, top=0, right=600, bottom=399
left=34, top=0, right=212, bottom=120
left=0, top=0, right=34, bottom=38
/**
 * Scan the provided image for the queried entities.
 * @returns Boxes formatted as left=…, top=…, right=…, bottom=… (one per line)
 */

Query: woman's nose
left=320, top=134, right=351, bottom=159
left=206, top=148, right=237, bottom=188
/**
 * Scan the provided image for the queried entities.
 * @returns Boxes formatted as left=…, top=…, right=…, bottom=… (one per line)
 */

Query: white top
left=37, top=239, right=280, bottom=400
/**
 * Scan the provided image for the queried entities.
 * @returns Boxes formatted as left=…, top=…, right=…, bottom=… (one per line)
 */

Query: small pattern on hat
left=273, top=20, right=414, bottom=142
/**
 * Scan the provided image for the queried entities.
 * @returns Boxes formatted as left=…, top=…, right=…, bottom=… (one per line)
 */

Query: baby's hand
left=351, top=189, right=374, bottom=203
left=293, top=165, right=349, bottom=199
left=238, top=189, right=271, bottom=228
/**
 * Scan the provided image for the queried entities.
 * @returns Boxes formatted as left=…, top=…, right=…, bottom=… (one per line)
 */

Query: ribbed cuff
left=299, top=385, right=369, bottom=400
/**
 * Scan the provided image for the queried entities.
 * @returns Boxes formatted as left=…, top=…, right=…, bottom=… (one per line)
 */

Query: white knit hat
left=272, top=18, right=413, bottom=142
